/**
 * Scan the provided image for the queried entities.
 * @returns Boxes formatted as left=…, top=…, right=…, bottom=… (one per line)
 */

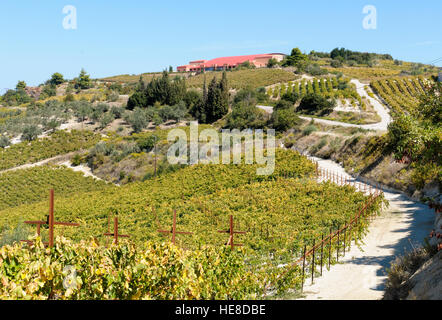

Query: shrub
left=107, top=91, right=119, bottom=102
left=71, top=154, right=83, bottom=166
left=297, top=93, right=336, bottom=116
left=21, top=125, right=42, bottom=141
left=124, top=108, right=151, bottom=133
left=40, top=84, right=57, bottom=100
left=383, top=246, right=432, bottom=300
left=49, top=73, right=65, bottom=86
left=136, top=134, right=158, bottom=152
left=99, top=112, right=115, bottom=129
left=306, top=63, right=327, bottom=76
left=159, top=101, right=188, bottom=122
left=45, top=119, right=60, bottom=132
left=270, top=108, right=301, bottom=132
left=64, top=93, right=75, bottom=102
left=110, top=106, right=125, bottom=119
left=274, top=100, right=294, bottom=110
left=224, top=102, right=268, bottom=130
left=331, top=59, right=343, bottom=68
left=0, top=135, right=10, bottom=148
left=281, top=92, right=300, bottom=104
left=127, top=91, right=147, bottom=110
left=311, top=137, right=327, bottom=153
left=302, top=124, right=318, bottom=136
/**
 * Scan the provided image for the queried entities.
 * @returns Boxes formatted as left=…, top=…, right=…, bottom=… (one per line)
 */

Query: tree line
left=127, top=71, right=229, bottom=124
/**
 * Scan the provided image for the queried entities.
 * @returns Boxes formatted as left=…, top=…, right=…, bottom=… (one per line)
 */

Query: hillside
left=0, top=47, right=440, bottom=300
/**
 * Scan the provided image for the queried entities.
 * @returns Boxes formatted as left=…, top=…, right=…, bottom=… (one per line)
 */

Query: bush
left=310, top=137, right=327, bottom=153
left=110, top=106, right=124, bottom=119
left=233, top=88, right=257, bottom=105
left=136, top=135, right=158, bottom=152
left=159, top=101, right=188, bottom=122
left=71, top=154, right=83, bottom=166
left=183, top=90, right=202, bottom=110
left=21, top=125, right=42, bottom=141
left=270, top=108, right=301, bottom=132
left=107, top=91, right=119, bottom=102
left=0, top=135, right=10, bottom=148
left=330, top=59, right=343, bottom=68
left=45, top=119, right=60, bottom=132
left=99, top=112, right=115, bottom=129
left=40, top=84, right=57, bottom=100
left=274, top=100, right=294, bottom=110
left=124, top=108, right=151, bottom=133
left=383, top=246, right=432, bottom=300
left=280, top=92, right=300, bottom=104
left=306, top=63, right=327, bottom=76
left=225, top=102, right=268, bottom=130
left=127, top=91, right=147, bottom=110
left=49, top=73, right=65, bottom=86
left=302, top=124, right=318, bottom=136
left=387, top=114, right=424, bottom=161
left=297, top=93, right=336, bottom=116
left=64, top=93, right=75, bottom=102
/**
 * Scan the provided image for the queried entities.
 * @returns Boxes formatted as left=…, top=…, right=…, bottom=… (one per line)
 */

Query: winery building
left=177, top=53, right=286, bottom=72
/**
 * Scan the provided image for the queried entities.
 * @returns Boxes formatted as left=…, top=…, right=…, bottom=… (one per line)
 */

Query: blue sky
left=0, top=0, right=441, bottom=90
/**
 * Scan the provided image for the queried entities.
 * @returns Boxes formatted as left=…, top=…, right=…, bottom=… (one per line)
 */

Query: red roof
left=202, top=54, right=274, bottom=67
left=178, top=53, right=286, bottom=70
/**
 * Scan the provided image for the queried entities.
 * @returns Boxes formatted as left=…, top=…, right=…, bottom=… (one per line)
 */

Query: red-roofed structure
left=177, top=53, right=286, bottom=72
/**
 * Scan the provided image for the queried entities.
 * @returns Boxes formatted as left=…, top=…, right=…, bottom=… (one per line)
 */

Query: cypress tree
left=203, top=75, right=208, bottom=103
left=219, top=71, right=229, bottom=117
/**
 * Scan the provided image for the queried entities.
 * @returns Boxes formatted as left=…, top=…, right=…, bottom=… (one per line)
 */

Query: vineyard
left=0, top=130, right=101, bottom=171
left=267, top=77, right=364, bottom=107
left=370, top=76, right=427, bottom=116
left=186, top=69, right=298, bottom=90
left=324, top=66, right=402, bottom=80
left=0, top=166, right=111, bottom=211
left=0, top=149, right=386, bottom=299
left=0, top=239, right=266, bottom=300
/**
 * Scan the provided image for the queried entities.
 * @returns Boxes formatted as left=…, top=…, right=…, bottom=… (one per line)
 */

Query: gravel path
left=298, top=156, right=434, bottom=300
left=59, top=161, right=108, bottom=183
left=0, top=152, right=77, bottom=174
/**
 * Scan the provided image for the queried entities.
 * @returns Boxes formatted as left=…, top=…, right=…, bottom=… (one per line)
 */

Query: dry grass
left=383, top=243, right=437, bottom=300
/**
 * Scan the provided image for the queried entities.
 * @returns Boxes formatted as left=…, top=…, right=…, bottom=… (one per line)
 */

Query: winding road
left=258, top=79, right=393, bottom=131
left=297, top=156, right=434, bottom=300
left=267, top=84, right=433, bottom=299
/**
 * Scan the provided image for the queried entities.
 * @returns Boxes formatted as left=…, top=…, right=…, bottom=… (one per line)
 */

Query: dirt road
left=298, top=156, right=434, bottom=300
left=258, top=79, right=392, bottom=131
